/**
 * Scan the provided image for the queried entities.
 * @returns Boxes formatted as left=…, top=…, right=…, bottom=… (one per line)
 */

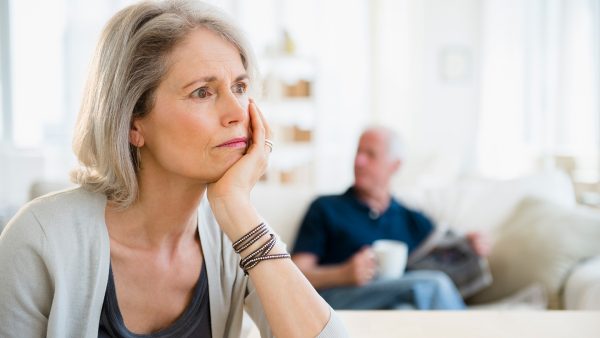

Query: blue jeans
left=318, top=270, right=466, bottom=310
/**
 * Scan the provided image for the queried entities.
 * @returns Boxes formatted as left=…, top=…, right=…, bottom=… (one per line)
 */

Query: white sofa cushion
left=469, top=197, right=600, bottom=308
left=250, top=184, right=316, bottom=247
left=396, top=170, right=576, bottom=236
left=563, top=256, right=600, bottom=310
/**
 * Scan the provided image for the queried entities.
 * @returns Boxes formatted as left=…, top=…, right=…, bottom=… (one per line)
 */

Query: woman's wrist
left=208, top=194, right=262, bottom=241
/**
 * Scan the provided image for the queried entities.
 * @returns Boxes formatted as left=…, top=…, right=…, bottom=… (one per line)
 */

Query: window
left=477, top=0, right=600, bottom=181
left=0, top=0, right=10, bottom=143
left=2, top=0, right=140, bottom=178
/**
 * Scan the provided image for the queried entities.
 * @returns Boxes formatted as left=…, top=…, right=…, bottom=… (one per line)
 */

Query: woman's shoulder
left=3, top=186, right=107, bottom=244
left=28, top=186, right=104, bottom=219
left=29, top=185, right=103, bottom=206
left=0, top=187, right=110, bottom=334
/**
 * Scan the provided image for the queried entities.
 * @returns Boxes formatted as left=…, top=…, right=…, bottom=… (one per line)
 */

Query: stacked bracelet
left=232, top=222, right=269, bottom=254
left=232, top=222, right=291, bottom=275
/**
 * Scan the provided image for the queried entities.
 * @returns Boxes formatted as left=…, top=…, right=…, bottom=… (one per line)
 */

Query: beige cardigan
left=0, top=187, right=347, bottom=338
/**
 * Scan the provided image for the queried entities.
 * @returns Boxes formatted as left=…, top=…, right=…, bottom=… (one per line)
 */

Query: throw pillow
left=468, top=197, right=600, bottom=308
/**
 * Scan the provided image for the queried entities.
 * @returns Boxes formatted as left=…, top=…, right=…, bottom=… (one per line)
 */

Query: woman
left=0, top=1, right=348, bottom=337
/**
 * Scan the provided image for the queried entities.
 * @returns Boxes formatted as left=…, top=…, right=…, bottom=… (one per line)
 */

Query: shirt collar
left=345, top=186, right=400, bottom=218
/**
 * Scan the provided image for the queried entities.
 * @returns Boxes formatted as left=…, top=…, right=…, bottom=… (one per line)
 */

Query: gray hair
left=71, top=0, right=258, bottom=208
left=363, top=126, right=405, bottom=161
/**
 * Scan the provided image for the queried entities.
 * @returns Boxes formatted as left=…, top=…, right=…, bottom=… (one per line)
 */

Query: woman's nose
left=219, top=91, right=248, bottom=126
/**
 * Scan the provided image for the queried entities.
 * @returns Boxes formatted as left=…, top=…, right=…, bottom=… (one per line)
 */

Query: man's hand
left=466, top=232, right=492, bottom=257
left=344, top=246, right=377, bottom=286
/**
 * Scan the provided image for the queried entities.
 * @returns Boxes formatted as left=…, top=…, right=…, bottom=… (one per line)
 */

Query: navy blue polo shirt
left=292, top=187, right=434, bottom=265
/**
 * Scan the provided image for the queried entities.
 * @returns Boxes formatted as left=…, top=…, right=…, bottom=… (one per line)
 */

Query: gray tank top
left=98, top=262, right=211, bottom=337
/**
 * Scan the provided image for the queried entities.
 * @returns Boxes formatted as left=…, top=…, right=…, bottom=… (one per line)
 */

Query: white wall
left=237, top=0, right=372, bottom=194
left=312, top=0, right=371, bottom=193
left=373, top=0, right=482, bottom=189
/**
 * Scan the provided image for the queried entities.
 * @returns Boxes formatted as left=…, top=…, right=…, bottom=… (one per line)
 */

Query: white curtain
left=477, top=0, right=600, bottom=180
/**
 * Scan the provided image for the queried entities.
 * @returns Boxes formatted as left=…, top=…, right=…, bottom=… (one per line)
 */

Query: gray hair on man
left=362, top=125, right=405, bottom=161
left=71, top=0, right=258, bottom=208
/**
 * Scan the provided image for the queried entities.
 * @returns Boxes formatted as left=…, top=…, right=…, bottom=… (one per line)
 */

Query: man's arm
left=292, top=247, right=377, bottom=290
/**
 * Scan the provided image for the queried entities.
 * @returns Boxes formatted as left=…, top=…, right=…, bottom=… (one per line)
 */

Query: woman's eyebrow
left=235, top=74, right=249, bottom=82
left=182, top=73, right=249, bottom=90
left=183, top=76, right=217, bottom=90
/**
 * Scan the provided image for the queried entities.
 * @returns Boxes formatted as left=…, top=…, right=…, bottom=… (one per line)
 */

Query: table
left=246, top=311, right=600, bottom=337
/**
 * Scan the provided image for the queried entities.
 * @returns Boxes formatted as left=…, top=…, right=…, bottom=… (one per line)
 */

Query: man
left=292, top=126, right=486, bottom=310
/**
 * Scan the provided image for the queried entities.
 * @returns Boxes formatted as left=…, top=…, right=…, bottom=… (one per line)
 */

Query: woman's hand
left=207, top=98, right=272, bottom=239
left=207, top=100, right=338, bottom=338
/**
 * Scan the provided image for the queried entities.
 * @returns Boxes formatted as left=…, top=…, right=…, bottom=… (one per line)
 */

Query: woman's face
left=133, top=28, right=250, bottom=183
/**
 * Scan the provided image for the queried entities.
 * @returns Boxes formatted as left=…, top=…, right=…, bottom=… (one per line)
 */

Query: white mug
left=372, top=239, right=408, bottom=280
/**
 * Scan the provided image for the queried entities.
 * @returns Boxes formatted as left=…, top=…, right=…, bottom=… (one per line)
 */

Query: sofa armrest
left=563, top=256, right=600, bottom=310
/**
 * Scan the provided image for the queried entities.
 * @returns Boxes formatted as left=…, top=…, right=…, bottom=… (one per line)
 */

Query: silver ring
left=265, top=139, right=273, bottom=152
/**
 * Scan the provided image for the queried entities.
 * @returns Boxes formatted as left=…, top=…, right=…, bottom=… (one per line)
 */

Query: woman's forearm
left=247, top=243, right=332, bottom=338
left=296, top=263, right=351, bottom=290
left=210, top=199, right=332, bottom=337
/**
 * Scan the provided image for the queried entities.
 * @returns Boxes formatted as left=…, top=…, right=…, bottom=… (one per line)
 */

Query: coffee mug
left=372, top=239, right=408, bottom=280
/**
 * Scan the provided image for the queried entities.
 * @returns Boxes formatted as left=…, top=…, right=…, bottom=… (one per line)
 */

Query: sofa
left=3, top=170, right=599, bottom=312
left=250, top=169, right=600, bottom=310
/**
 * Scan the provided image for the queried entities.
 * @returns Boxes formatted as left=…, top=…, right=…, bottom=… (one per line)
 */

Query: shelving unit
left=234, top=0, right=365, bottom=189
left=257, top=50, right=318, bottom=185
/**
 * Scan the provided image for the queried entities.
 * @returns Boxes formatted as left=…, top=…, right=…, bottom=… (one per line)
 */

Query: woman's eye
left=192, top=87, right=211, bottom=99
left=232, top=82, right=248, bottom=94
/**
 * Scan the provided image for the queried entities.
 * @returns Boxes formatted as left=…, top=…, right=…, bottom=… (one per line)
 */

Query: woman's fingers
left=248, top=98, right=264, bottom=146
left=206, top=99, right=270, bottom=204
left=248, top=98, right=272, bottom=154
left=252, top=98, right=272, bottom=140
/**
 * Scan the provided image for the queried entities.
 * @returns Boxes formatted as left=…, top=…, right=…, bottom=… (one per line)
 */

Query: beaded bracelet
left=233, top=223, right=291, bottom=275
left=235, top=227, right=269, bottom=254
left=240, top=233, right=276, bottom=267
left=241, top=253, right=291, bottom=275
left=232, top=222, right=268, bottom=254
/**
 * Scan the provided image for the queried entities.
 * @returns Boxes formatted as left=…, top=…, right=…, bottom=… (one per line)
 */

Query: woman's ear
left=129, top=119, right=145, bottom=147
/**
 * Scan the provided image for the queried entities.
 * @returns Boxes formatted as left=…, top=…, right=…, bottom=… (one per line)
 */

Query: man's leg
left=318, top=279, right=415, bottom=310
left=318, top=270, right=465, bottom=310
left=401, top=270, right=466, bottom=310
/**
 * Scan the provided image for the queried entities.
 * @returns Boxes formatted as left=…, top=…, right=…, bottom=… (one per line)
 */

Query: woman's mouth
left=217, top=137, right=248, bottom=148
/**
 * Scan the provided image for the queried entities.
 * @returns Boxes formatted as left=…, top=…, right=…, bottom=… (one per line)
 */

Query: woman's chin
left=206, top=154, right=243, bottom=182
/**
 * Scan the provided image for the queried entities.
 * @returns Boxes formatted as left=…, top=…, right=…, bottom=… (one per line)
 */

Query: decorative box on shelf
left=258, top=53, right=318, bottom=185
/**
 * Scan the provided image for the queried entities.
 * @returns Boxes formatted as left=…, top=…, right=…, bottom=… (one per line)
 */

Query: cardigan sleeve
left=313, top=309, right=350, bottom=338
left=0, top=207, right=53, bottom=338
left=243, top=282, right=274, bottom=338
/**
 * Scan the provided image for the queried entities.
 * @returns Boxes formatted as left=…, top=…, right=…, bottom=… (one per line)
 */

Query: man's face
left=353, top=131, right=399, bottom=193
